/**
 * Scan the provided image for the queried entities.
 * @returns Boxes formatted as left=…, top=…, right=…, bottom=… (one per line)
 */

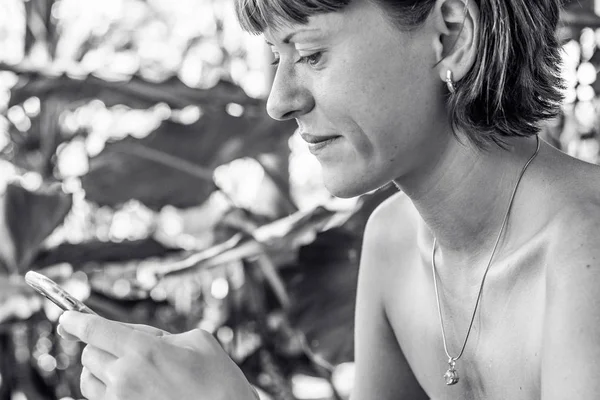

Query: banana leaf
left=1, top=182, right=72, bottom=274
left=80, top=109, right=293, bottom=210
left=2, top=63, right=296, bottom=210
left=7, top=65, right=261, bottom=110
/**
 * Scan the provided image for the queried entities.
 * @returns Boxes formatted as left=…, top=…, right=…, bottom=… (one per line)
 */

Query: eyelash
left=271, top=52, right=324, bottom=68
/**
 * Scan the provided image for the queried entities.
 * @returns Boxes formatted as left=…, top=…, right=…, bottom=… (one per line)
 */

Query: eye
left=297, top=51, right=323, bottom=67
left=270, top=52, right=280, bottom=66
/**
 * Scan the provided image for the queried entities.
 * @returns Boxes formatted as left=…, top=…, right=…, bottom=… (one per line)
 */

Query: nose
left=266, top=67, right=315, bottom=121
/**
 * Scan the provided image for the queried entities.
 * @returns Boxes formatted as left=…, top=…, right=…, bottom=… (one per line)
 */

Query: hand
left=58, top=312, right=258, bottom=400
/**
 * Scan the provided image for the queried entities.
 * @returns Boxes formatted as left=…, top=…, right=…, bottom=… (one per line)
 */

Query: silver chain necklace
left=431, top=135, right=540, bottom=386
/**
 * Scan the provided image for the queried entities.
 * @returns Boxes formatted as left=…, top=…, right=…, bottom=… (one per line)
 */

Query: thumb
left=123, top=323, right=171, bottom=337
left=161, top=328, right=217, bottom=352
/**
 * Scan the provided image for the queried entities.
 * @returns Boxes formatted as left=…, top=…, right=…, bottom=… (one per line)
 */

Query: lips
left=300, top=133, right=341, bottom=144
left=300, top=132, right=342, bottom=155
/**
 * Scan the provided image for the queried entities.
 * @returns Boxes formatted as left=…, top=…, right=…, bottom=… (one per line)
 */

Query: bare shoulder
left=538, top=158, right=600, bottom=397
left=543, top=150, right=600, bottom=272
left=541, top=143, right=600, bottom=201
left=545, top=192, right=600, bottom=283
left=540, top=152, right=600, bottom=312
left=352, top=190, right=429, bottom=400
left=360, top=189, right=421, bottom=287
left=363, top=190, right=419, bottom=251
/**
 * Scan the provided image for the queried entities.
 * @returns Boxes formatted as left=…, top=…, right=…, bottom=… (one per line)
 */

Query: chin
left=321, top=172, right=382, bottom=199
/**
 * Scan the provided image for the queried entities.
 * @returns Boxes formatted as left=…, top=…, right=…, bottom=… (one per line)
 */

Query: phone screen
left=25, top=271, right=97, bottom=315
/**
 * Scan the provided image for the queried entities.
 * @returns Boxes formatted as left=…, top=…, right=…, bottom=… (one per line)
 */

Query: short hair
left=235, top=0, right=565, bottom=150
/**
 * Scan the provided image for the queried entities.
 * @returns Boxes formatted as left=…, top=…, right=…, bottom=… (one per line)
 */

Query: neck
left=394, top=134, right=540, bottom=264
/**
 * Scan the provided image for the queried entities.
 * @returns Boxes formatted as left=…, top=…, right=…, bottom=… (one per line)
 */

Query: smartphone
left=25, top=271, right=97, bottom=315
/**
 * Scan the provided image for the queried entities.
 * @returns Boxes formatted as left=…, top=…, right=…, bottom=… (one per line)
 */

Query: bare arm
left=350, top=196, right=428, bottom=400
left=542, top=209, right=600, bottom=398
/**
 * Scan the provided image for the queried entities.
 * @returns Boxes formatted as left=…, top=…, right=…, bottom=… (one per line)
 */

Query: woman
left=59, top=0, right=600, bottom=398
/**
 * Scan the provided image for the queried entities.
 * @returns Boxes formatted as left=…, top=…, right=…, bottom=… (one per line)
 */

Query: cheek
left=306, top=38, right=442, bottom=195
left=320, top=54, right=435, bottom=158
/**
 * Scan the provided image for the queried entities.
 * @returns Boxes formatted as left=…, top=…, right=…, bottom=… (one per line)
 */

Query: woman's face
left=264, top=0, right=448, bottom=198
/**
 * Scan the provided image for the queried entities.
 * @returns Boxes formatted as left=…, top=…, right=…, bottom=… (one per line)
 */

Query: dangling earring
left=446, top=70, right=456, bottom=94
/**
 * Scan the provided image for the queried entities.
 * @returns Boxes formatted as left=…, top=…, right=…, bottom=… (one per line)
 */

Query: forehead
left=264, top=15, right=339, bottom=45
left=263, top=1, right=383, bottom=45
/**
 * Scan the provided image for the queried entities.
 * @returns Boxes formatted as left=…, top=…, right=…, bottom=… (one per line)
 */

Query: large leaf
left=2, top=182, right=72, bottom=273
left=1, top=65, right=268, bottom=175
left=34, top=237, right=177, bottom=269
left=2, top=64, right=296, bottom=210
left=81, top=109, right=294, bottom=210
left=283, top=185, right=397, bottom=365
left=6, top=65, right=261, bottom=110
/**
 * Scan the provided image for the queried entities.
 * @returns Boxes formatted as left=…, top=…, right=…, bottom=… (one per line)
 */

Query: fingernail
left=57, top=324, right=67, bottom=338
left=58, top=311, right=68, bottom=323
left=58, top=310, right=76, bottom=324
left=56, top=325, right=67, bottom=338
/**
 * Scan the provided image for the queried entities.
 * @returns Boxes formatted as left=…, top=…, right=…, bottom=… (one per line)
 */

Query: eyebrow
left=265, top=28, right=323, bottom=46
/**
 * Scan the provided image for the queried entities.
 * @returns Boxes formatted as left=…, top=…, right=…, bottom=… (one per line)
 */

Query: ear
left=431, top=0, right=479, bottom=83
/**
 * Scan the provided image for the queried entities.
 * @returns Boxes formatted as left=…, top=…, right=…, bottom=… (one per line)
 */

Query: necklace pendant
left=444, top=359, right=459, bottom=385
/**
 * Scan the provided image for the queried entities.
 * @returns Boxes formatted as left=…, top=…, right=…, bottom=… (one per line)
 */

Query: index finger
left=59, top=311, right=150, bottom=357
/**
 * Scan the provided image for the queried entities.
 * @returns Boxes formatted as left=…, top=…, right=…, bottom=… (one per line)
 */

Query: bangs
left=235, top=0, right=351, bottom=34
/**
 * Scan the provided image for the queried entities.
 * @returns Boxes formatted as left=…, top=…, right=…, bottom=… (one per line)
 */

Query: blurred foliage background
left=0, top=0, right=599, bottom=399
